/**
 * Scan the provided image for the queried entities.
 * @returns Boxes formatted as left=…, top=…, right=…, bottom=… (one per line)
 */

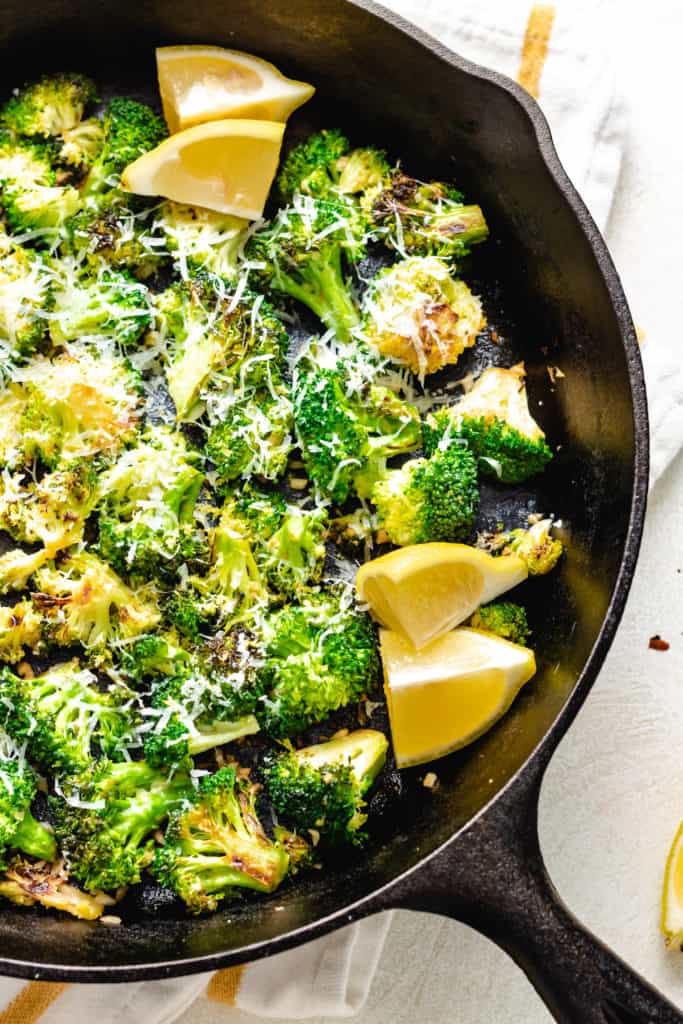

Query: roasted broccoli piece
left=62, top=191, right=164, bottom=278
left=0, top=129, right=55, bottom=189
left=154, top=201, right=249, bottom=280
left=256, top=589, right=380, bottom=738
left=468, top=601, right=530, bottom=645
left=0, top=858, right=110, bottom=919
left=49, top=263, right=152, bottom=348
left=2, top=181, right=81, bottom=234
left=82, top=97, right=167, bottom=198
left=0, top=240, right=53, bottom=360
left=423, top=364, right=553, bottom=483
left=95, top=427, right=207, bottom=582
left=0, top=600, right=44, bottom=662
left=362, top=256, right=486, bottom=377
left=247, top=192, right=367, bottom=342
left=152, top=766, right=289, bottom=914
left=0, top=547, right=49, bottom=594
left=1, top=73, right=96, bottom=138
left=0, top=460, right=98, bottom=556
left=32, top=551, right=161, bottom=651
left=0, top=343, right=142, bottom=469
left=478, top=518, right=563, bottom=576
left=58, top=116, right=104, bottom=170
left=0, top=660, right=138, bottom=773
left=0, top=757, right=56, bottom=866
left=52, top=758, right=192, bottom=893
left=277, top=129, right=390, bottom=206
left=293, top=364, right=421, bottom=503
left=371, top=445, right=479, bottom=546
left=205, top=389, right=293, bottom=488
left=265, top=729, right=388, bottom=846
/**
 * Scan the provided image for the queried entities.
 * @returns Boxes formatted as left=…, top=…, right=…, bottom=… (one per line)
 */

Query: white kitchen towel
left=0, top=3, right=663, bottom=1024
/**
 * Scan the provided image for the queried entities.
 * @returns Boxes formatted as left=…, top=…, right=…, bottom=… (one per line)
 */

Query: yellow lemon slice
left=121, top=119, right=285, bottom=220
left=156, top=45, right=315, bottom=133
left=356, top=543, right=527, bottom=651
left=662, top=820, right=683, bottom=947
left=381, top=627, right=536, bottom=768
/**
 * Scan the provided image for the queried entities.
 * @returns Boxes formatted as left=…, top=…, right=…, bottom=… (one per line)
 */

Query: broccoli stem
left=278, top=253, right=359, bottom=342
left=12, top=811, right=57, bottom=863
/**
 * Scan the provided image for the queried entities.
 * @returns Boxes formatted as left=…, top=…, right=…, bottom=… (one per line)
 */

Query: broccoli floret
left=0, top=758, right=56, bottom=866
left=62, top=191, right=164, bottom=278
left=328, top=506, right=377, bottom=558
left=423, top=364, right=553, bottom=483
left=247, top=192, right=367, bottom=342
left=257, top=590, right=380, bottom=738
left=0, top=601, right=44, bottom=663
left=478, top=518, right=563, bottom=576
left=0, top=547, right=49, bottom=594
left=0, top=858, right=109, bottom=919
left=0, top=660, right=138, bottom=773
left=205, top=389, right=293, bottom=488
left=2, top=182, right=81, bottom=235
left=0, top=344, right=142, bottom=469
left=58, top=116, right=104, bottom=170
left=32, top=551, right=161, bottom=651
left=154, top=201, right=249, bottom=280
left=52, top=758, right=192, bottom=893
left=0, top=241, right=53, bottom=360
left=362, top=256, right=486, bottom=377
left=83, top=97, right=167, bottom=198
left=152, top=766, right=289, bottom=914
left=371, top=172, right=488, bottom=262
left=293, top=364, right=421, bottom=503
left=371, top=445, right=479, bottom=546
left=272, top=825, right=317, bottom=875
left=0, top=460, right=99, bottom=555
left=1, top=73, right=96, bottom=138
left=49, top=263, right=152, bottom=348
left=277, top=129, right=390, bottom=207
left=0, top=129, right=55, bottom=188
left=265, top=729, right=388, bottom=846
left=468, top=601, right=530, bottom=645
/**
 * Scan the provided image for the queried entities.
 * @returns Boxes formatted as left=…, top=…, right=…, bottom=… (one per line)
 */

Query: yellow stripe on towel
left=0, top=983, right=68, bottom=1024
left=207, top=965, right=246, bottom=1006
left=518, top=3, right=556, bottom=98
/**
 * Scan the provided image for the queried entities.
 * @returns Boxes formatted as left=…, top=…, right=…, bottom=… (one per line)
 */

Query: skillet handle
left=393, top=755, right=681, bottom=1023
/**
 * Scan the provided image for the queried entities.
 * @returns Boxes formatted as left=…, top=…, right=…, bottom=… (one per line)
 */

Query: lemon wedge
left=121, top=119, right=285, bottom=220
left=356, top=543, right=527, bottom=651
left=381, top=627, right=536, bottom=768
left=662, top=820, right=683, bottom=947
left=156, top=45, right=315, bottom=133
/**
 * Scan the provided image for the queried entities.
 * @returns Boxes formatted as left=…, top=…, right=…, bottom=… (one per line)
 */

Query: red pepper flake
left=649, top=635, right=670, bottom=651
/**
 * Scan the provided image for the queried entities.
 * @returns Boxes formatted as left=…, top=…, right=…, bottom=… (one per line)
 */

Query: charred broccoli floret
left=293, top=363, right=421, bottom=504
left=49, top=263, right=152, bottom=348
left=423, top=364, right=552, bottom=483
left=62, top=192, right=163, bottom=278
left=468, top=601, right=530, bottom=646
left=2, top=181, right=80, bottom=235
left=371, top=445, right=479, bottom=546
left=0, top=757, right=56, bottom=866
left=246, top=192, right=367, bottom=342
left=0, top=129, right=55, bottom=189
left=264, top=729, right=388, bottom=846
left=58, top=116, right=104, bottom=170
left=152, top=766, right=289, bottom=914
left=1, top=73, right=96, bottom=138
left=154, top=201, right=249, bottom=280
left=0, top=459, right=98, bottom=555
left=51, top=757, right=192, bottom=893
left=0, top=240, right=53, bottom=361
left=478, top=518, right=563, bottom=576
left=0, top=661, right=138, bottom=773
left=82, top=97, right=167, bottom=198
left=0, top=601, right=44, bottom=662
left=0, top=858, right=110, bottom=919
left=362, top=256, right=486, bottom=377
left=256, top=589, right=380, bottom=738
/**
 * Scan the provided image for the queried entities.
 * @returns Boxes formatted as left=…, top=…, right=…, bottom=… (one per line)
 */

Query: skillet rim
left=0, top=0, right=650, bottom=981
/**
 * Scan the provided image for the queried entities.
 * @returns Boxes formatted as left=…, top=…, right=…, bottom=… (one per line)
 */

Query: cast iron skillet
left=0, top=0, right=676, bottom=1019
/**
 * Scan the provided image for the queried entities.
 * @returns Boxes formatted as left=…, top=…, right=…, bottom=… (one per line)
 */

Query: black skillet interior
left=0, top=0, right=641, bottom=976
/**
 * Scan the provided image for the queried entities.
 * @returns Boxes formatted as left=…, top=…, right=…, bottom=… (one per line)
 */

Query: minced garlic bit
left=423, top=772, right=439, bottom=789
left=99, top=915, right=122, bottom=926
left=288, top=476, right=308, bottom=490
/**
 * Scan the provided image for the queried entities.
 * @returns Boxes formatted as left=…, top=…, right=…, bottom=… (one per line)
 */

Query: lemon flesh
left=356, top=543, right=527, bottom=651
left=381, top=627, right=536, bottom=768
left=121, top=119, right=285, bottom=220
left=157, top=45, right=315, bottom=133
left=662, top=819, right=683, bottom=947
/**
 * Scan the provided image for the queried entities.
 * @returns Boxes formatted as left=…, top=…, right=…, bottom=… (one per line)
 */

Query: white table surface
left=180, top=1, right=683, bottom=1019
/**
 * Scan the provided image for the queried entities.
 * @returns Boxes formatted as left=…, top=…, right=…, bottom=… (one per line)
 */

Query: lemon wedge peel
left=356, top=543, right=528, bottom=651
left=120, top=118, right=285, bottom=220
left=662, top=819, right=683, bottom=948
left=156, top=45, right=315, bottom=133
left=381, top=627, right=536, bottom=769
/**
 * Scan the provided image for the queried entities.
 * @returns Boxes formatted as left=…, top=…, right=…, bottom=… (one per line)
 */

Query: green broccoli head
left=0, top=601, right=45, bottom=663
left=468, top=601, right=530, bottom=646
left=0, top=241, right=53, bottom=360
left=2, top=182, right=81, bottom=235
left=0, top=757, right=56, bottom=866
left=264, top=729, right=388, bottom=846
left=362, top=255, right=486, bottom=377
left=62, top=191, right=164, bottom=278
left=277, top=128, right=351, bottom=202
left=371, top=172, right=488, bottom=262
left=1, top=73, right=96, bottom=138
left=293, top=365, right=421, bottom=504
left=49, top=264, right=152, bottom=348
left=423, top=364, right=552, bottom=483
left=154, top=201, right=249, bottom=280
left=0, top=459, right=99, bottom=555
left=58, top=116, right=104, bottom=170
left=51, top=758, right=192, bottom=893
left=246, top=192, right=367, bottom=342
left=0, top=129, right=55, bottom=188
left=257, top=589, right=380, bottom=738
left=371, top=445, right=479, bottom=546
left=0, top=660, right=140, bottom=773
left=83, top=97, right=167, bottom=198
left=152, top=766, right=289, bottom=914
left=204, top=388, right=293, bottom=489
